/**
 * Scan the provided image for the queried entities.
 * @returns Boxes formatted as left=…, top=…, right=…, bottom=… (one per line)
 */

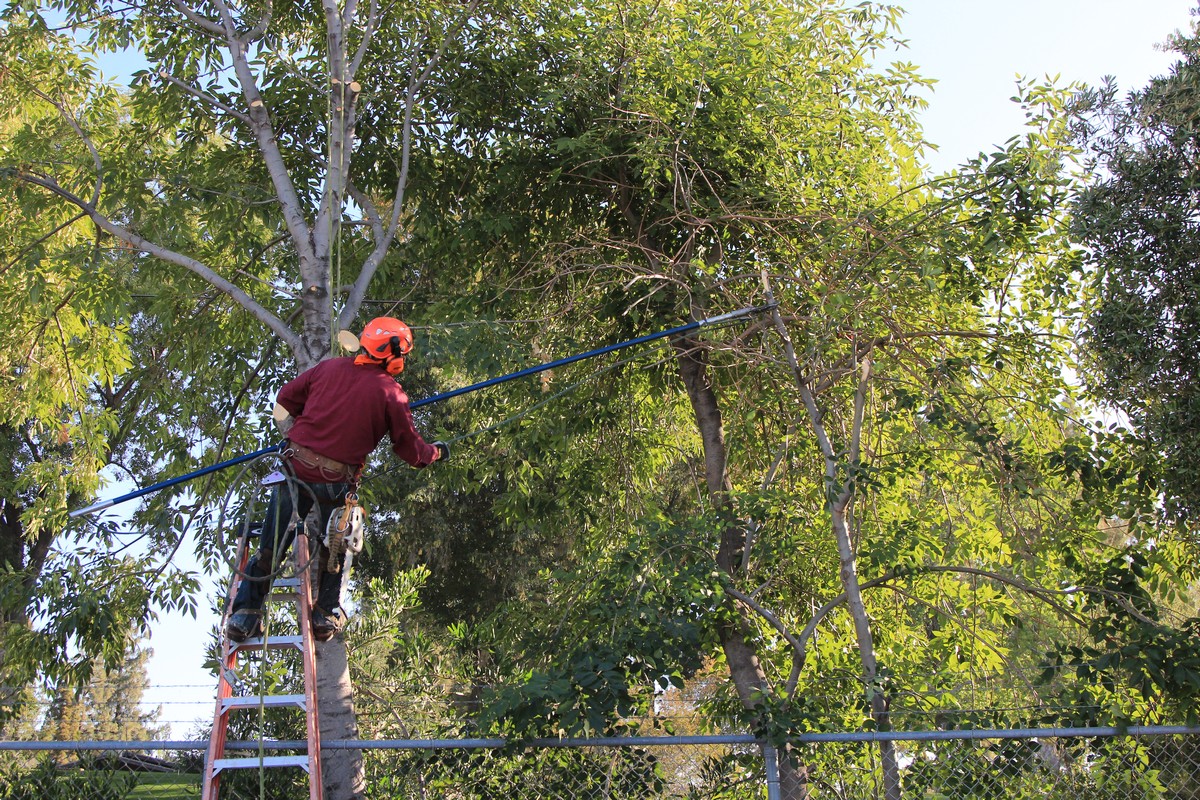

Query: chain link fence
left=1, top=727, right=1197, bottom=799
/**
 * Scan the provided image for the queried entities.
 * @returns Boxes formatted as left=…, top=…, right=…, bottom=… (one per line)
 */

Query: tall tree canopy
left=1073, top=20, right=1200, bottom=528
left=2, top=1, right=1198, bottom=799
left=1, top=0, right=482, bottom=793
left=355, top=0, right=1200, bottom=796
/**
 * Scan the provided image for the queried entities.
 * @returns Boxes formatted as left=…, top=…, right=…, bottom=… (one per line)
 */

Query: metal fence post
left=763, top=742, right=782, bottom=800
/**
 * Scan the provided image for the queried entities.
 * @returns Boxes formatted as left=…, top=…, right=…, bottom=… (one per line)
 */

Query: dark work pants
left=232, top=474, right=352, bottom=614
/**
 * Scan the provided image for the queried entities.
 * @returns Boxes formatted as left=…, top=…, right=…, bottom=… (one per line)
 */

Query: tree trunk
left=674, top=335, right=810, bottom=800
left=0, top=496, right=54, bottom=629
left=832, top=501, right=902, bottom=800
left=0, top=499, right=24, bottom=607
left=0, top=498, right=26, bottom=709
left=317, top=638, right=366, bottom=799
left=297, top=288, right=334, bottom=370
left=759, top=285, right=902, bottom=800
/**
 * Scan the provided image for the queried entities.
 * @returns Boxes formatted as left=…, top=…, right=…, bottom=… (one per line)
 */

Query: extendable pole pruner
left=69, top=305, right=769, bottom=519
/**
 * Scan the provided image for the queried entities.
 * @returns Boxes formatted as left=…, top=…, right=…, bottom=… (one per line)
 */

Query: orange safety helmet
left=355, top=317, right=413, bottom=375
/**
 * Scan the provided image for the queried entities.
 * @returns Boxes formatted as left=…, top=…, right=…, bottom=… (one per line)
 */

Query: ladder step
left=206, top=530, right=320, bottom=799
left=221, top=694, right=307, bottom=712
left=231, top=634, right=304, bottom=652
left=211, top=755, right=310, bottom=774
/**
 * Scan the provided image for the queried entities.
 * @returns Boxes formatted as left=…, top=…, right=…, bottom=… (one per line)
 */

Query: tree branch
left=840, top=353, right=872, bottom=511
left=811, top=329, right=997, bottom=395
left=337, top=0, right=482, bottom=329
left=244, top=0, right=274, bottom=42
left=741, top=420, right=796, bottom=572
left=156, top=69, right=252, bottom=124
left=315, top=0, right=381, bottom=264
left=349, top=0, right=381, bottom=75
left=341, top=0, right=361, bottom=38
left=14, top=169, right=300, bottom=350
left=0, top=212, right=86, bottom=277
left=781, top=562, right=1152, bottom=702
left=885, top=584, right=1041, bottom=699
left=760, top=270, right=838, bottom=468
left=346, top=181, right=385, bottom=243
left=26, top=86, right=103, bottom=207
left=169, top=0, right=226, bottom=36
left=724, top=584, right=806, bottom=689
left=210, top=0, right=317, bottom=270
left=51, top=304, right=82, bottom=409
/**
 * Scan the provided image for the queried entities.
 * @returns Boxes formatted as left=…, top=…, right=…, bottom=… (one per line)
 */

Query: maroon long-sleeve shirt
left=276, top=357, right=438, bottom=482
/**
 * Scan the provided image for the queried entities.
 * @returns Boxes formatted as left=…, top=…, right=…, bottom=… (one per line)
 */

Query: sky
left=107, top=0, right=1197, bottom=737
left=892, top=0, right=1195, bottom=174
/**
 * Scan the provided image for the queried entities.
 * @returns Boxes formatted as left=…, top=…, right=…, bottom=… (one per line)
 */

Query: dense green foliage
left=0, top=759, right=135, bottom=800
left=1073, top=26, right=1200, bottom=527
left=1, top=1, right=1198, bottom=797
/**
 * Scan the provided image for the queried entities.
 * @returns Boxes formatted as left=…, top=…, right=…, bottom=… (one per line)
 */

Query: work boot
left=311, top=606, right=344, bottom=642
left=226, top=608, right=262, bottom=643
left=226, top=549, right=273, bottom=643
left=311, top=556, right=347, bottom=641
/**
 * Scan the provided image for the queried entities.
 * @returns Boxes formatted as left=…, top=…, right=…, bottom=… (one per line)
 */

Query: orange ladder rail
left=203, top=525, right=322, bottom=799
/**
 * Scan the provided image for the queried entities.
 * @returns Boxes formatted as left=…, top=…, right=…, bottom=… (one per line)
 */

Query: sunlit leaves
left=0, top=9, right=290, bottom=697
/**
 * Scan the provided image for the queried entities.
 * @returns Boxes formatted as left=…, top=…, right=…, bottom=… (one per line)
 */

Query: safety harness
left=283, top=440, right=360, bottom=483
left=279, top=440, right=366, bottom=615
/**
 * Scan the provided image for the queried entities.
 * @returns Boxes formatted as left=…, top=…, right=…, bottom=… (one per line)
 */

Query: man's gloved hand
left=433, top=441, right=450, bottom=462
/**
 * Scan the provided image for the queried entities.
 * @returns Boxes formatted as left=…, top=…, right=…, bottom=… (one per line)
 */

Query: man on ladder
left=226, top=316, right=449, bottom=643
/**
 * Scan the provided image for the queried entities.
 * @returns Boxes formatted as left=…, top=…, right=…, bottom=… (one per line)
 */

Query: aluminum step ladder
left=203, top=523, right=322, bottom=800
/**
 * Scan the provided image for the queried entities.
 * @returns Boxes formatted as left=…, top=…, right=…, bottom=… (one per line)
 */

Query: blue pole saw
left=69, top=305, right=769, bottom=519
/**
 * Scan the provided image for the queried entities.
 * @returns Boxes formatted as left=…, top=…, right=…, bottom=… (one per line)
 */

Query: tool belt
left=283, top=441, right=360, bottom=483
